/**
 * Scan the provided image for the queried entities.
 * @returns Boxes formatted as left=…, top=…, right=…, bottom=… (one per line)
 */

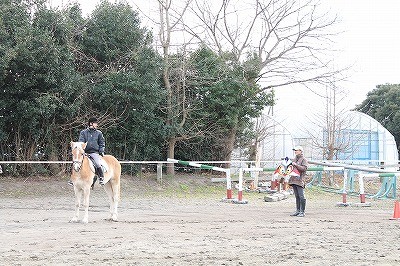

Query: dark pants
left=292, top=184, right=306, bottom=212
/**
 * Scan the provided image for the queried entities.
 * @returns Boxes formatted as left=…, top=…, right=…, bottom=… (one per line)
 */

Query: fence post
left=157, top=163, right=163, bottom=183
left=342, top=170, right=348, bottom=203
left=225, top=169, right=232, bottom=200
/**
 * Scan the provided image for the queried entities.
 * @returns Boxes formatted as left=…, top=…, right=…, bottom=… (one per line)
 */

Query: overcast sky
left=270, top=0, right=400, bottom=134
left=323, top=0, right=400, bottom=104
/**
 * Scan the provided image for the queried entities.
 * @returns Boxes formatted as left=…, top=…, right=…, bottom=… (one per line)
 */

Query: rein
left=72, top=152, right=97, bottom=175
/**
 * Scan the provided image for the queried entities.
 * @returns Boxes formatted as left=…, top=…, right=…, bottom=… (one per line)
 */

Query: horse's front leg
left=70, top=188, right=82, bottom=223
left=81, top=187, right=91, bottom=223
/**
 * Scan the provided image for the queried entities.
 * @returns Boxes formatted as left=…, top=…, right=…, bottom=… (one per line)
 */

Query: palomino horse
left=69, top=141, right=121, bottom=223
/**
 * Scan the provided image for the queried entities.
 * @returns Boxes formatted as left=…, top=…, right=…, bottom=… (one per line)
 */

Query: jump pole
left=308, top=160, right=400, bottom=174
left=166, top=158, right=233, bottom=200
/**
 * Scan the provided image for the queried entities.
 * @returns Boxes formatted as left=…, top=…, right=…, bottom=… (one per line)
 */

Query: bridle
left=72, top=146, right=85, bottom=172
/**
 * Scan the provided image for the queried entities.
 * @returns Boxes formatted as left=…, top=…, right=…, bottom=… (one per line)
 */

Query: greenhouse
left=257, top=111, right=398, bottom=167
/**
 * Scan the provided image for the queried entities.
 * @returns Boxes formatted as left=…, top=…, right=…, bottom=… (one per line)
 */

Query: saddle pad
left=88, top=157, right=109, bottom=173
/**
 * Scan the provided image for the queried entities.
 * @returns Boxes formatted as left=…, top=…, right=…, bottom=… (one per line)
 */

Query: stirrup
left=99, top=177, right=105, bottom=185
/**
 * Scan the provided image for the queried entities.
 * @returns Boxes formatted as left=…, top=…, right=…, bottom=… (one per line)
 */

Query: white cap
left=292, top=146, right=303, bottom=152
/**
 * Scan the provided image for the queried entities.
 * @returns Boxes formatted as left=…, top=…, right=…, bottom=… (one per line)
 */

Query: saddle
left=87, top=154, right=109, bottom=189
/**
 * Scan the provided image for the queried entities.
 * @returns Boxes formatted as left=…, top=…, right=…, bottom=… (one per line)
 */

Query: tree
left=139, top=0, right=276, bottom=169
left=184, top=0, right=342, bottom=160
left=246, top=111, right=277, bottom=188
left=155, top=0, right=198, bottom=174
left=188, top=0, right=341, bottom=87
left=355, top=84, right=400, bottom=155
left=303, top=84, right=359, bottom=160
left=0, top=1, right=166, bottom=176
left=76, top=1, right=165, bottom=161
left=302, top=84, right=365, bottom=186
left=0, top=1, right=82, bottom=172
left=185, top=47, right=273, bottom=163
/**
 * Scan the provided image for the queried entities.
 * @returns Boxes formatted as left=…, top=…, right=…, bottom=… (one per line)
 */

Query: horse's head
left=70, top=141, right=87, bottom=172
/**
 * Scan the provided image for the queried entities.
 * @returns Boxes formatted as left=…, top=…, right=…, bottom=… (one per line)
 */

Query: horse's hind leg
left=104, top=182, right=119, bottom=221
left=112, top=181, right=120, bottom=221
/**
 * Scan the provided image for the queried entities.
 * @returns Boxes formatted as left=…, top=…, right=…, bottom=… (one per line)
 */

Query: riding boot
left=290, top=198, right=301, bottom=216
left=97, top=167, right=105, bottom=185
left=297, top=199, right=306, bottom=217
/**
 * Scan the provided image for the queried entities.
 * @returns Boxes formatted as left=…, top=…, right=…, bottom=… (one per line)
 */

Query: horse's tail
left=115, top=158, right=121, bottom=200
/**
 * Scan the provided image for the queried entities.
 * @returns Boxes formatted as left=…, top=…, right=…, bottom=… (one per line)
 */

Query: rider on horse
left=78, top=117, right=106, bottom=185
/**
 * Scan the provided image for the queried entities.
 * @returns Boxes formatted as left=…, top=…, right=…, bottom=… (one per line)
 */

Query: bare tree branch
left=185, top=0, right=347, bottom=93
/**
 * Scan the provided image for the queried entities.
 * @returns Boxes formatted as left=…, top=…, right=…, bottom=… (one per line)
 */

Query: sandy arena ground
left=1, top=175, right=400, bottom=266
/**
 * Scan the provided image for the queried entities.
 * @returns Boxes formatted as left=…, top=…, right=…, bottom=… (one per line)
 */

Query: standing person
left=78, top=117, right=106, bottom=185
left=289, top=146, right=308, bottom=217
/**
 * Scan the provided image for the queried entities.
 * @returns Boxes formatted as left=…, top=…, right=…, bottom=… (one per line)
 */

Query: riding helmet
left=88, top=117, right=98, bottom=125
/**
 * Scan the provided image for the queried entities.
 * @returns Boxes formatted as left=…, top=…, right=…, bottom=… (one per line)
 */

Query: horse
left=69, top=141, right=121, bottom=223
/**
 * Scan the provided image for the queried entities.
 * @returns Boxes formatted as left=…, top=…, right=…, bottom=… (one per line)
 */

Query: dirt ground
left=1, top=174, right=400, bottom=266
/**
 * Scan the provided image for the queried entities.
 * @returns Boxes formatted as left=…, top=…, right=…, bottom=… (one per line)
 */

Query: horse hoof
left=69, top=218, right=78, bottom=223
